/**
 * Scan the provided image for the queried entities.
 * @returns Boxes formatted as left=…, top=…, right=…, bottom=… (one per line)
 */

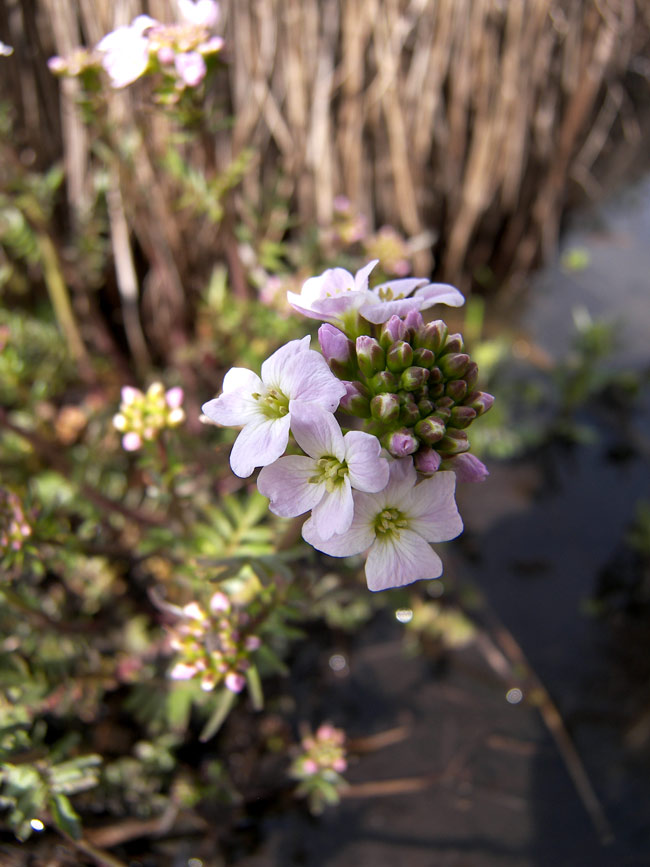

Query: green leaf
left=49, top=792, right=81, bottom=839
left=199, top=689, right=236, bottom=743
left=245, top=666, right=263, bottom=711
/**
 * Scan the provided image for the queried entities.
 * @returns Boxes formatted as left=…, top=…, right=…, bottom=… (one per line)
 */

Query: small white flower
left=202, top=336, right=347, bottom=478
left=96, top=17, right=156, bottom=88
left=178, top=0, right=220, bottom=28
left=258, top=411, right=389, bottom=540
left=303, top=458, right=462, bottom=591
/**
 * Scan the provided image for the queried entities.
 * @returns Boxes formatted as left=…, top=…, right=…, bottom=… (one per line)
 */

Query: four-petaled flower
left=202, top=336, right=347, bottom=478
left=97, top=15, right=156, bottom=88
left=258, top=411, right=389, bottom=539
left=303, top=458, right=463, bottom=591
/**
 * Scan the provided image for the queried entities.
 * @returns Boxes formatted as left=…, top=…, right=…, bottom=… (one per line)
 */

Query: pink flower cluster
left=203, top=261, right=493, bottom=591
left=113, top=382, right=185, bottom=451
left=290, top=724, right=348, bottom=780
left=0, top=488, right=32, bottom=555
left=49, top=1, right=223, bottom=90
left=167, top=591, right=261, bottom=694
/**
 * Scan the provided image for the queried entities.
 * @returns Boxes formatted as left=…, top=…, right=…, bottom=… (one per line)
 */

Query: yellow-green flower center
left=253, top=387, right=289, bottom=420
left=374, top=507, right=408, bottom=537
left=309, top=455, right=348, bottom=493
left=377, top=286, right=406, bottom=301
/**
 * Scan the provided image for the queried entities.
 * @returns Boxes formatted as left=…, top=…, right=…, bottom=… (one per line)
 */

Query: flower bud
left=448, top=405, right=477, bottom=428
left=414, top=447, right=442, bottom=474
left=442, top=333, right=464, bottom=353
left=445, top=379, right=467, bottom=402
left=370, top=393, right=400, bottom=424
left=369, top=370, right=399, bottom=393
left=463, top=362, right=479, bottom=389
left=436, top=429, right=470, bottom=456
left=386, top=341, right=414, bottom=373
left=418, top=398, right=434, bottom=417
left=414, top=416, right=446, bottom=444
left=399, top=398, right=420, bottom=426
left=381, top=428, right=419, bottom=457
left=400, top=366, right=429, bottom=391
left=467, top=391, right=495, bottom=416
left=339, top=381, right=371, bottom=417
left=441, top=453, right=489, bottom=482
left=438, top=353, right=470, bottom=379
left=319, top=324, right=356, bottom=377
left=403, top=310, right=424, bottom=334
left=356, top=336, right=385, bottom=378
left=413, top=347, right=435, bottom=369
left=415, top=320, right=447, bottom=352
left=428, top=383, right=445, bottom=398
left=379, top=315, right=407, bottom=349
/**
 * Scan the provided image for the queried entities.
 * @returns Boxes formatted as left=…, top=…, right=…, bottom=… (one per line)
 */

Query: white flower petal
left=286, top=353, right=347, bottom=408
left=383, top=457, right=417, bottom=503
left=343, top=431, right=389, bottom=492
left=202, top=367, right=263, bottom=426
left=290, top=410, right=344, bottom=460
left=257, top=456, right=323, bottom=517
left=406, top=471, right=463, bottom=542
left=365, top=530, right=443, bottom=591
left=229, top=415, right=291, bottom=478
left=414, top=282, right=465, bottom=309
left=311, top=479, right=354, bottom=539
left=302, top=501, right=374, bottom=557
left=353, top=259, right=379, bottom=291
left=261, top=336, right=311, bottom=387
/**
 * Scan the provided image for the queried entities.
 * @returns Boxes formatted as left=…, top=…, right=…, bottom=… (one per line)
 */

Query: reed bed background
left=2, top=0, right=649, bottom=304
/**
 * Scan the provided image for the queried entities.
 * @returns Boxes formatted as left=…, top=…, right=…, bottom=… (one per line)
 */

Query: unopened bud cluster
left=113, top=383, right=185, bottom=451
left=167, top=591, right=261, bottom=693
left=321, top=310, right=493, bottom=471
left=290, top=724, right=347, bottom=780
left=0, top=488, right=32, bottom=555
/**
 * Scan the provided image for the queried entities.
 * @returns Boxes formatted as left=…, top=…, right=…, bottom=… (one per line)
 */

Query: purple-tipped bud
left=448, top=405, right=477, bottom=429
left=370, top=393, right=400, bottom=424
left=370, top=370, right=399, bottom=393
left=339, top=381, right=371, bottom=417
left=415, top=320, right=447, bottom=352
left=356, top=336, right=385, bottom=378
left=429, top=383, right=445, bottom=398
left=441, top=453, right=489, bottom=482
left=404, top=310, right=424, bottom=333
left=413, top=347, right=435, bottom=369
left=414, top=416, right=446, bottom=444
left=400, top=366, right=429, bottom=391
left=319, top=324, right=356, bottom=377
left=438, top=353, right=470, bottom=379
left=414, top=447, right=442, bottom=475
left=418, top=398, right=434, bottom=417
left=435, top=397, right=454, bottom=410
left=386, top=341, right=414, bottom=373
left=464, top=362, right=479, bottom=389
left=445, top=379, right=468, bottom=402
left=467, top=391, right=495, bottom=415
left=379, top=315, right=407, bottom=349
left=399, top=400, right=420, bottom=426
left=436, top=429, right=470, bottom=456
left=382, top=428, right=419, bottom=457
left=442, top=333, right=464, bottom=353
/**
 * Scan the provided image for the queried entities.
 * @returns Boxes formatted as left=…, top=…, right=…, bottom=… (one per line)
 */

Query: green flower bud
left=356, top=336, right=385, bottom=378
left=415, top=320, right=447, bottom=353
left=413, top=347, right=435, bottom=369
left=438, top=353, right=470, bottom=379
left=386, top=341, right=414, bottom=373
left=400, top=366, right=429, bottom=391
left=436, top=429, right=470, bottom=456
left=463, top=362, right=479, bottom=389
left=414, top=416, right=446, bottom=444
left=429, top=383, right=445, bottom=398
left=339, top=381, right=371, bottom=417
left=399, top=399, right=420, bottom=426
left=467, top=391, right=495, bottom=416
left=432, top=406, right=451, bottom=422
left=445, top=379, right=467, bottom=402
left=442, top=333, right=464, bottom=354
left=418, top=398, right=434, bottom=417
left=448, top=405, right=477, bottom=429
left=370, top=370, right=399, bottom=394
left=370, top=393, right=400, bottom=424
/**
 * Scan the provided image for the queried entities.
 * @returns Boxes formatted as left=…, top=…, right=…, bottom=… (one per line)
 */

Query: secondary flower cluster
left=0, top=488, right=32, bottom=556
left=290, top=724, right=348, bottom=779
left=49, top=0, right=222, bottom=90
left=202, top=260, right=494, bottom=590
left=167, top=591, right=261, bottom=694
left=113, top=383, right=185, bottom=451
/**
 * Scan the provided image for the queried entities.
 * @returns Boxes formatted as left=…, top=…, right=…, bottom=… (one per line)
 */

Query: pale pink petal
left=202, top=368, right=263, bottom=426
left=260, top=336, right=311, bottom=387
left=414, top=282, right=465, bottom=309
left=365, top=530, right=443, bottom=591
left=310, top=478, right=354, bottom=539
left=406, top=472, right=463, bottom=543
left=302, top=504, right=374, bottom=557
left=178, top=0, right=220, bottom=28
left=285, top=354, right=347, bottom=408
left=229, top=415, right=291, bottom=477
left=174, top=51, right=206, bottom=86
left=290, top=410, right=344, bottom=461
left=343, top=431, right=389, bottom=493
left=257, top=455, right=323, bottom=517
left=353, top=259, right=379, bottom=291
left=382, top=457, right=417, bottom=504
